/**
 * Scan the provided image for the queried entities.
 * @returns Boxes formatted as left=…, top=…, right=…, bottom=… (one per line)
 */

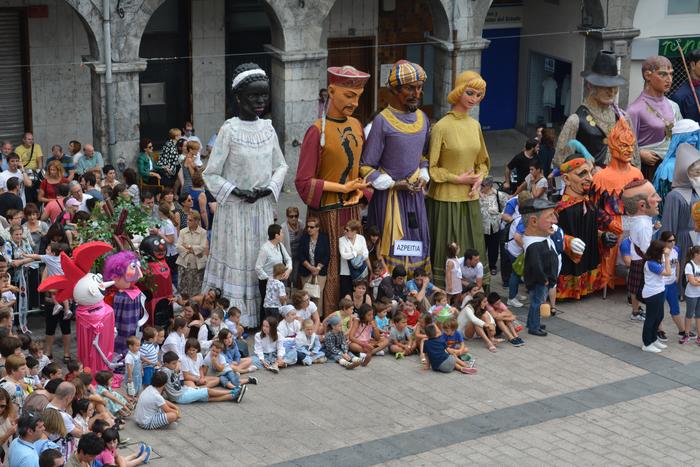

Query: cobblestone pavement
left=104, top=281, right=700, bottom=467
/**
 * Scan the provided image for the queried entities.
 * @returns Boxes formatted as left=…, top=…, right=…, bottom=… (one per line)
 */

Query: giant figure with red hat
left=296, top=65, right=371, bottom=315
left=38, top=242, right=121, bottom=375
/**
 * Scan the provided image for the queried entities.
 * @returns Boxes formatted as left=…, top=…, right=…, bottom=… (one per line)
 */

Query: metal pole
left=103, top=0, right=116, bottom=164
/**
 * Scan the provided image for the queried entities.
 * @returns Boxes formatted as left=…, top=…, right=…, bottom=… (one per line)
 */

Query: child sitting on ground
left=95, top=427, right=151, bottom=466
left=321, top=298, right=355, bottom=336
left=414, top=313, right=431, bottom=367
left=460, top=293, right=502, bottom=353
left=28, top=340, right=50, bottom=372
left=295, top=319, right=326, bottom=365
left=162, top=350, right=247, bottom=404
left=487, top=292, right=524, bottom=347
left=133, top=371, right=180, bottom=430
left=181, top=338, right=218, bottom=388
left=423, top=323, right=477, bottom=375
left=401, top=296, right=421, bottom=330
left=94, top=370, right=132, bottom=418
left=322, top=315, right=362, bottom=369
left=253, top=316, right=286, bottom=373
left=217, top=328, right=255, bottom=375
left=224, top=307, right=249, bottom=357
left=441, top=318, right=472, bottom=362
left=65, top=360, right=83, bottom=382
left=374, top=301, right=391, bottom=340
left=389, top=314, right=416, bottom=359
left=263, top=263, right=288, bottom=318
left=348, top=304, right=389, bottom=362
left=203, top=341, right=257, bottom=389
left=369, top=259, right=389, bottom=299
left=277, top=305, right=301, bottom=365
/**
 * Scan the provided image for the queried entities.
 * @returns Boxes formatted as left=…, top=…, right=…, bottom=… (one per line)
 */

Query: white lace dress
left=202, top=117, right=288, bottom=327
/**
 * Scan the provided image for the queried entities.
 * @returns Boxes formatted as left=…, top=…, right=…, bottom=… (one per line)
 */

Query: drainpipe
left=102, top=0, right=116, bottom=164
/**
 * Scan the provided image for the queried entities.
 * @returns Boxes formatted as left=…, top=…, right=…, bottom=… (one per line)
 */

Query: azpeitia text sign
left=393, top=240, right=423, bottom=257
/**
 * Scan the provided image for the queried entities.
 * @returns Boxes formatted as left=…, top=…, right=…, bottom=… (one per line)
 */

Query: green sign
left=659, top=37, right=700, bottom=58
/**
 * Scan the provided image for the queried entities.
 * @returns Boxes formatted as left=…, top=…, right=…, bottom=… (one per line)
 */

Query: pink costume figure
left=103, top=251, right=148, bottom=361
left=38, top=242, right=121, bottom=376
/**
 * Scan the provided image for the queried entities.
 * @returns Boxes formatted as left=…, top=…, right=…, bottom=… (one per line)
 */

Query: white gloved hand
left=570, top=238, right=586, bottom=255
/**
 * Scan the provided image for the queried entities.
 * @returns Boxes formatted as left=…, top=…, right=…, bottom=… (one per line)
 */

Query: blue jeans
left=527, top=283, right=548, bottom=331
left=219, top=370, right=240, bottom=388
left=297, top=342, right=326, bottom=365
left=176, top=387, right=209, bottom=404
left=507, top=252, right=521, bottom=299
left=252, top=352, right=278, bottom=369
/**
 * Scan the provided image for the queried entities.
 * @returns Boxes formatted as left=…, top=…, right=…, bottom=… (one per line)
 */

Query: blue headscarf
left=653, top=125, right=700, bottom=202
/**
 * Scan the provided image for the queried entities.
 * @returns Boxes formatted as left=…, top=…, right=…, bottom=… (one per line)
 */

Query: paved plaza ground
left=104, top=280, right=700, bottom=467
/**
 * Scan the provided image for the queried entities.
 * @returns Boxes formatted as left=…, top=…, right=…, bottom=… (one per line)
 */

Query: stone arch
left=61, top=0, right=102, bottom=59
left=582, top=0, right=605, bottom=28
left=259, top=0, right=286, bottom=51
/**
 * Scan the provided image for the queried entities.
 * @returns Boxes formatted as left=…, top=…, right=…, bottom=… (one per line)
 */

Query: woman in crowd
left=338, top=220, right=369, bottom=299
left=176, top=210, right=208, bottom=298
left=123, top=168, right=140, bottom=205
left=136, top=138, right=161, bottom=185
left=177, top=192, right=194, bottom=230
left=102, top=165, right=119, bottom=189
left=298, top=215, right=330, bottom=314
left=157, top=129, right=182, bottom=187
left=38, top=160, right=69, bottom=205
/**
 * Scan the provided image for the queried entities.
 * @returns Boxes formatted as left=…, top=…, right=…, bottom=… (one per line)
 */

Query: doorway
left=327, top=37, right=376, bottom=125
left=0, top=8, right=30, bottom=145
left=139, top=0, right=192, bottom=147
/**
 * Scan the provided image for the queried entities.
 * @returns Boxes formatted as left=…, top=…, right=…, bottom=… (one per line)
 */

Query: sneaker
left=509, top=338, right=524, bottom=347
left=52, top=303, right=63, bottom=316
left=657, top=331, right=668, bottom=342
left=467, top=359, right=477, bottom=369
left=351, top=356, right=362, bottom=363
left=314, top=357, right=328, bottom=364
left=376, top=350, right=385, bottom=356
left=696, top=337, right=700, bottom=346
left=679, top=334, right=690, bottom=345
left=303, top=358, right=313, bottom=366
left=490, top=268, right=497, bottom=276
left=268, top=364, right=279, bottom=374
left=642, top=344, right=661, bottom=353
left=361, top=352, right=372, bottom=366
left=507, top=298, right=523, bottom=308
left=247, top=376, right=258, bottom=385
left=517, top=294, right=528, bottom=302
left=629, top=312, right=645, bottom=322
left=232, top=385, right=247, bottom=403
left=652, top=340, right=667, bottom=349
left=248, top=365, right=258, bottom=372
left=680, top=331, right=697, bottom=338
left=346, top=359, right=361, bottom=369
left=63, top=310, right=73, bottom=320
left=143, top=445, right=152, bottom=463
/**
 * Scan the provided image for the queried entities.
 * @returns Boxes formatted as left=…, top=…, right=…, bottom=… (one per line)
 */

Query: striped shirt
left=140, top=342, right=159, bottom=368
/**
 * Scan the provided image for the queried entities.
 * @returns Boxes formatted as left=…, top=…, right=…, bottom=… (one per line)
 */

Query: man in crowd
left=0, top=141, right=12, bottom=171
left=75, top=143, right=104, bottom=176
left=504, top=138, right=538, bottom=194
left=671, top=48, right=700, bottom=124
left=45, top=144, right=76, bottom=181
left=66, top=433, right=104, bottom=467
left=68, top=180, right=93, bottom=213
left=0, top=152, right=32, bottom=206
left=14, top=132, right=43, bottom=172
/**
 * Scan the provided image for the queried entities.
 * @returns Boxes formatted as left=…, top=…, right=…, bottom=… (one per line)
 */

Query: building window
left=668, top=0, right=700, bottom=15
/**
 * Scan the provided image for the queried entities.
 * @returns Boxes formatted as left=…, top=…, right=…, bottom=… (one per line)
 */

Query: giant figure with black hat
left=554, top=50, right=640, bottom=169
left=521, top=199, right=585, bottom=336
left=296, top=66, right=371, bottom=315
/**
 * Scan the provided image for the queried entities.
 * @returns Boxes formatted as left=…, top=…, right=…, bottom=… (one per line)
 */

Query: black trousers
left=484, top=232, right=500, bottom=271
left=258, top=279, right=268, bottom=326
left=642, top=291, right=664, bottom=346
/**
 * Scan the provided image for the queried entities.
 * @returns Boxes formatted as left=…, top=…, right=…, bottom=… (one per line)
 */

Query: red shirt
left=40, top=178, right=69, bottom=200
left=403, top=308, right=420, bottom=327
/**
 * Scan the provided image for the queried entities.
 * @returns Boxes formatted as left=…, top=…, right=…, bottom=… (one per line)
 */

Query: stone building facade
left=0, top=0, right=644, bottom=181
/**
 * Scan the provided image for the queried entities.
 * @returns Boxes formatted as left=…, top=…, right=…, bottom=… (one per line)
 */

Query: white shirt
left=162, top=332, right=186, bottom=359
left=202, top=352, right=227, bottom=376
left=629, top=215, right=653, bottom=261
left=181, top=353, right=203, bottom=377
left=0, top=170, right=25, bottom=205
left=254, top=332, right=285, bottom=359
left=46, top=402, right=75, bottom=434
left=134, top=385, right=166, bottom=427
left=295, top=332, right=319, bottom=352
left=159, top=219, right=178, bottom=257
left=255, top=241, right=292, bottom=280
left=338, top=234, right=368, bottom=276
left=278, top=318, right=301, bottom=339
left=642, top=261, right=666, bottom=298
left=664, top=247, right=679, bottom=285
left=686, top=260, right=700, bottom=298
left=459, top=260, right=484, bottom=283
left=505, top=217, right=524, bottom=257
left=296, top=301, right=318, bottom=321
left=186, top=135, right=204, bottom=167
left=76, top=193, right=94, bottom=213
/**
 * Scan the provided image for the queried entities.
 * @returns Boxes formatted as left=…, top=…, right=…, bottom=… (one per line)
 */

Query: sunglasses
left=306, top=225, right=318, bottom=229
left=288, top=214, right=299, bottom=218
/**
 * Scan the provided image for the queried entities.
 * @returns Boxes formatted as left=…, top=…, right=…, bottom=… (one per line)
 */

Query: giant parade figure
left=627, top=55, right=682, bottom=180
left=296, top=66, right=371, bottom=315
left=555, top=145, right=617, bottom=300
left=361, top=60, right=431, bottom=275
left=592, top=118, right=644, bottom=290
left=202, top=63, right=288, bottom=328
left=555, top=50, right=640, bottom=169
left=426, top=70, right=490, bottom=288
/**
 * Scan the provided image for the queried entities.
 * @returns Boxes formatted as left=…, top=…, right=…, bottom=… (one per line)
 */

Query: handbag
left=348, top=255, right=368, bottom=281
left=511, top=253, right=525, bottom=277
left=303, top=275, right=321, bottom=299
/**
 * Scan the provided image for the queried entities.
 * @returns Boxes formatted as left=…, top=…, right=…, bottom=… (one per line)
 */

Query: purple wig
left=103, top=250, right=140, bottom=281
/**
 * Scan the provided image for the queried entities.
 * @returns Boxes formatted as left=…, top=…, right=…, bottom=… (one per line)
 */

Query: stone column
left=265, top=46, right=327, bottom=183
left=87, top=61, right=147, bottom=170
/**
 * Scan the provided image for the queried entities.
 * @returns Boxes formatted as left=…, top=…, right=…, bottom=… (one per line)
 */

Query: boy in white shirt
left=295, top=319, right=326, bottom=365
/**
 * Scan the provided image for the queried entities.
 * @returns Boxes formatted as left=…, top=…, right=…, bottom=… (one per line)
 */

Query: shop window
left=668, top=0, right=700, bottom=15
left=526, top=52, right=571, bottom=127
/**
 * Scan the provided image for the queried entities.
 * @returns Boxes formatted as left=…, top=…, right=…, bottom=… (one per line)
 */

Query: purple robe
left=361, top=108, right=431, bottom=273
left=113, top=288, right=144, bottom=359
left=627, top=92, right=678, bottom=147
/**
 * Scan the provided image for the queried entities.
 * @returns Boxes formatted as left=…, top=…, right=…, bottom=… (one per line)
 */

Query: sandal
left=460, top=367, right=477, bottom=375
left=488, top=345, right=497, bottom=352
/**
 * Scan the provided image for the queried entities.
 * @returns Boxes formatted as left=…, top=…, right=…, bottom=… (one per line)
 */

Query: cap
left=66, top=198, right=80, bottom=208
left=327, top=315, right=341, bottom=327
left=327, top=66, right=370, bottom=89
left=279, top=305, right=295, bottom=317
left=519, top=198, right=557, bottom=215
left=672, top=119, right=700, bottom=135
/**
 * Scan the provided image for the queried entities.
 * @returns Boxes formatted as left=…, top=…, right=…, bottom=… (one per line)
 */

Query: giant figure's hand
left=253, top=187, right=273, bottom=200
left=232, top=187, right=256, bottom=203
left=570, top=238, right=586, bottom=255
left=343, top=178, right=368, bottom=193
left=601, top=232, right=618, bottom=248
left=343, top=189, right=364, bottom=206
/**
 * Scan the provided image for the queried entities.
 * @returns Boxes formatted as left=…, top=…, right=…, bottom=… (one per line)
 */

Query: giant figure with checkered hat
left=360, top=60, right=432, bottom=276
